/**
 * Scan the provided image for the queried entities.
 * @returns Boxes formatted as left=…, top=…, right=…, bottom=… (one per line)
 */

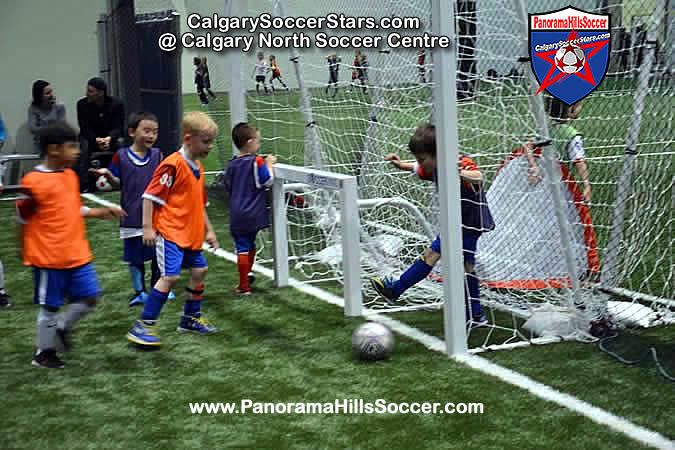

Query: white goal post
left=271, top=163, right=362, bottom=316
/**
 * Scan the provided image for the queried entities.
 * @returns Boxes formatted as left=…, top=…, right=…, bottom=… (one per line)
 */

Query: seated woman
left=28, top=80, right=66, bottom=155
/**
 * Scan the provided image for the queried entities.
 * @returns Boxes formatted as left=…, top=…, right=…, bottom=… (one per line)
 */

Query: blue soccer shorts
left=155, top=234, right=208, bottom=277
left=33, top=263, right=102, bottom=308
left=232, top=232, right=258, bottom=254
left=430, top=230, right=481, bottom=266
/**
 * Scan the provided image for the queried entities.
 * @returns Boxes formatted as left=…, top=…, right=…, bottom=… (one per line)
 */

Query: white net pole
left=514, top=0, right=582, bottom=314
left=276, top=0, right=324, bottom=169
left=602, top=0, right=666, bottom=289
left=432, top=0, right=468, bottom=356
left=226, top=0, right=248, bottom=157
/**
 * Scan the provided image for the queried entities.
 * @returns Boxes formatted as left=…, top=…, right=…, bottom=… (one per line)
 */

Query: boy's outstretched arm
left=265, top=154, right=277, bottom=176
left=141, top=198, right=156, bottom=246
left=15, top=189, right=36, bottom=260
left=203, top=210, right=219, bottom=249
left=574, top=159, right=591, bottom=203
left=524, top=140, right=541, bottom=184
left=385, top=153, right=414, bottom=171
left=83, top=206, right=126, bottom=220
left=458, top=157, right=483, bottom=185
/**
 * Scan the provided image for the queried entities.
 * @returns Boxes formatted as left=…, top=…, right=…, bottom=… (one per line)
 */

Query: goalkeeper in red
left=370, top=124, right=494, bottom=324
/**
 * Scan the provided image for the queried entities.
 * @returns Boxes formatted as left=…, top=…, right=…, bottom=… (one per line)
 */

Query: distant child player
left=127, top=111, right=220, bottom=347
left=350, top=50, right=361, bottom=91
left=17, top=120, right=125, bottom=368
left=325, top=53, right=340, bottom=97
left=268, top=55, right=288, bottom=92
left=200, top=56, right=217, bottom=100
left=91, top=112, right=174, bottom=307
left=370, top=124, right=494, bottom=323
left=527, top=97, right=591, bottom=203
left=225, top=123, right=277, bottom=295
left=417, top=49, right=427, bottom=84
left=357, top=53, right=369, bottom=93
left=194, top=56, right=209, bottom=106
left=252, top=52, right=269, bottom=94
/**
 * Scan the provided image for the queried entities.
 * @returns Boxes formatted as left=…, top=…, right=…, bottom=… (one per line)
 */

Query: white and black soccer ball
left=555, top=44, right=585, bottom=74
left=96, top=175, right=113, bottom=192
left=352, top=322, right=394, bottom=361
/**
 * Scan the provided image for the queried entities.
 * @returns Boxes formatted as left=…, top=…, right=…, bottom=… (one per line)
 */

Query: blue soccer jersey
left=109, top=147, right=162, bottom=236
left=224, top=154, right=272, bottom=235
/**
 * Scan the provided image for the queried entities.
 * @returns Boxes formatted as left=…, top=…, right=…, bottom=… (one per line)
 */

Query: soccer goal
left=131, top=0, right=673, bottom=353
left=270, top=163, right=363, bottom=316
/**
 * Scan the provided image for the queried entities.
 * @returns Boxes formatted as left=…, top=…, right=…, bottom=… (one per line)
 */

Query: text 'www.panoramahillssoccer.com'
left=189, top=399, right=485, bottom=415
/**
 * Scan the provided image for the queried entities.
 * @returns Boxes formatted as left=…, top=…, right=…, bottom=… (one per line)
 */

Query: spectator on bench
left=29, top=80, right=67, bottom=155
left=76, top=77, right=125, bottom=191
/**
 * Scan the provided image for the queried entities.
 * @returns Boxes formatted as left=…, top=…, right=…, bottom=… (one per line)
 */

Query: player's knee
left=85, top=297, right=97, bottom=307
left=192, top=267, right=208, bottom=280
left=464, top=262, right=474, bottom=273
left=422, top=249, right=441, bottom=266
left=42, top=305, right=60, bottom=313
left=162, top=275, right=180, bottom=285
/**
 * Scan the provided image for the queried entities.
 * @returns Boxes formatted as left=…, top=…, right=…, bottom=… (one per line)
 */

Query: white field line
left=81, top=192, right=674, bottom=450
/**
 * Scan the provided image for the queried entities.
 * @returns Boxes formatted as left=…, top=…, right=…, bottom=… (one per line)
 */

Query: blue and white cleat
left=128, top=291, right=148, bottom=307
left=177, top=313, right=218, bottom=334
left=127, top=320, right=161, bottom=346
left=369, top=277, right=399, bottom=305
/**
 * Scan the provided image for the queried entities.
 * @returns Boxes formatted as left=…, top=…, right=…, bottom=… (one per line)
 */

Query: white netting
left=192, top=0, right=673, bottom=346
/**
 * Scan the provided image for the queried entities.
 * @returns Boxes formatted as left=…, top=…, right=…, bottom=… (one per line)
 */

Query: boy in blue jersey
left=91, top=112, right=174, bottom=306
left=370, top=124, right=494, bottom=324
left=225, top=123, right=277, bottom=295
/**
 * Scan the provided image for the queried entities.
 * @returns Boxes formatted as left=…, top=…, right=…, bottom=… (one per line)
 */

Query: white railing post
left=272, top=176, right=289, bottom=288
left=341, top=176, right=362, bottom=316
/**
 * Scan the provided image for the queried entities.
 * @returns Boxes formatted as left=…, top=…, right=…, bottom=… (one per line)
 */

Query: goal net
left=137, top=0, right=673, bottom=349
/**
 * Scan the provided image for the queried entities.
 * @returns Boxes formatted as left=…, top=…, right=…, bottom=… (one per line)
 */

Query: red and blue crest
left=529, top=6, right=611, bottom=105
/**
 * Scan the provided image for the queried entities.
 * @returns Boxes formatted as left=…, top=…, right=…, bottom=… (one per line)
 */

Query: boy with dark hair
left=225, top=123, right=277, bottom=295
left=127, top=112, right=220, bottom=347
left=201, top=56, right=217, bottom=100
left=357, top=53, right=369, bottom=93
left=91, top=112, right=174, bottom=307
left=194, top=57, right=209, bottom=106
left=325, top=54, right=340, bottom=97
left=17, top=120, right=125, bottom=368
left=370, top=124, right=494, bottom=324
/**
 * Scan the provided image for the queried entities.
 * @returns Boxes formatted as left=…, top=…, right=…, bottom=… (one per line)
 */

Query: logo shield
left=529, top=6, right=611, bottom=105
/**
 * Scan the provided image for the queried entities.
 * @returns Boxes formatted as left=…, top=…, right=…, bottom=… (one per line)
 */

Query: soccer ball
left=555, top=44, right=585, bottom=74
left=352, top=322, right=394, bottom=361
left=95, top=175, right=113, bottom=192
